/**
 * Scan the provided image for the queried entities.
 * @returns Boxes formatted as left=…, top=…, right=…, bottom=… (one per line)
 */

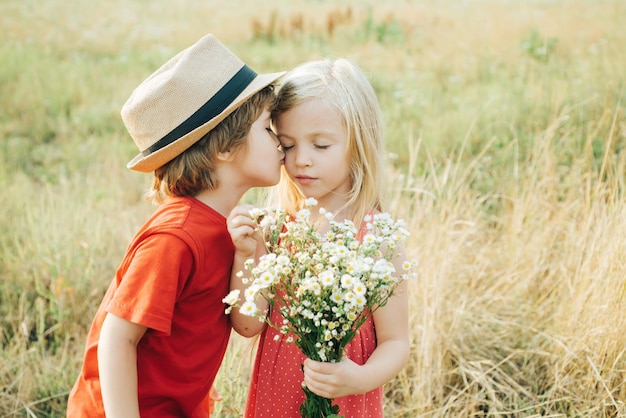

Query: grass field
left=1, top=0, right=625, bottom=416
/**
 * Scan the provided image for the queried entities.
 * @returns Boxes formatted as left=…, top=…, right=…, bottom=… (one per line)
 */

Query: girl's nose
left=294, top=149, right=312, bottom=167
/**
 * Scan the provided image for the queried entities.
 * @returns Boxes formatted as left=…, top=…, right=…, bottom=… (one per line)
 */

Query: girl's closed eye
left=314, top=144, right=330, bottom=150
left=280, top=144, right=294, bottom=151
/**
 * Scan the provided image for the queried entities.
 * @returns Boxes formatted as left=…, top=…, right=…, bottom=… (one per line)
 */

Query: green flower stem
left=300, top=385, right=343, bottom=418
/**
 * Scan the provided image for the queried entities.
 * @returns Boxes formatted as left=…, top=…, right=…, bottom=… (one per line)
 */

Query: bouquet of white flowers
left=223, top=198, right=417, bottom=418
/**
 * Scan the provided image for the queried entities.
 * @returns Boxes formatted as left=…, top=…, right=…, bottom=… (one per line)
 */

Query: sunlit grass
left=1, top=0, right=625, bottom=416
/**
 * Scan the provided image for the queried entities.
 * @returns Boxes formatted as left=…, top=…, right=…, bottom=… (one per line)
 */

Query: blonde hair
left=270, top=58, right=386, bottom=227
left=146, top=85, right=277, bottom=205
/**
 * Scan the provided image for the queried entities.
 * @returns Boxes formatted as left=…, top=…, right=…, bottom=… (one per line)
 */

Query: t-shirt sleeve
left=106, top=232, right=193, bottom=335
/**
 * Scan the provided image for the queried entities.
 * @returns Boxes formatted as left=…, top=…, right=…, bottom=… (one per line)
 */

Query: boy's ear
left=216, top=150, right=234, bottom=162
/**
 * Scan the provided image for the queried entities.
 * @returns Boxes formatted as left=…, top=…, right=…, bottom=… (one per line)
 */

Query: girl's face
left=232, top=108, right=284, bottom=188
left=276, top=98, right=351, bottom=213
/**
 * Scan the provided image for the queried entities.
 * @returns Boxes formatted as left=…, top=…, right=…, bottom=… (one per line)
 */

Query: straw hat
left=122, top=34, right=285, bottom=172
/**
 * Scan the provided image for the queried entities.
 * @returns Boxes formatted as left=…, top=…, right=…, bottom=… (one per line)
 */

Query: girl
left=227, top=58, right=410, bottom=417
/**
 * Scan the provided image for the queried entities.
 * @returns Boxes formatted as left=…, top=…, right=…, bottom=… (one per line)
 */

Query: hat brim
left=127, top=71, right=285, bottom=172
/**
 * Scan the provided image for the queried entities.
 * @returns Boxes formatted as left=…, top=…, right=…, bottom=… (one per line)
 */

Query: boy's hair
left=146, top=85, right=276, bottom=205
left=271, top=59, right=386, bottom=227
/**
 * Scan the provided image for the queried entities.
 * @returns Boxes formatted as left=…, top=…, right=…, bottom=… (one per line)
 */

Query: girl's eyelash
left=279, top=145, right=328, bottom=151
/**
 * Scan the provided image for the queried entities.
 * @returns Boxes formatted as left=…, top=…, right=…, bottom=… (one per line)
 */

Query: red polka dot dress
left=243, top=306, right=383, bottom=417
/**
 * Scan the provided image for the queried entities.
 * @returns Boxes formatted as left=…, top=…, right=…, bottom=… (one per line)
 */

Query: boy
left=66, top=34, right=284, bottom=417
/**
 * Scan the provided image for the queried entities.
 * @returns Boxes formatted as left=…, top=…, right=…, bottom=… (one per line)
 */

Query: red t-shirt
left=67, top=197, right=233, bottom=417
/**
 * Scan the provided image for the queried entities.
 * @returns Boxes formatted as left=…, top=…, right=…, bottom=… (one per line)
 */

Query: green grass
left=1, top=0, right=625, bottom=416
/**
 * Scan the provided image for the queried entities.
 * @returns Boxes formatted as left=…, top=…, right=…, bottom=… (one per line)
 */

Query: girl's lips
left=295, top=176, right=316, bottom=185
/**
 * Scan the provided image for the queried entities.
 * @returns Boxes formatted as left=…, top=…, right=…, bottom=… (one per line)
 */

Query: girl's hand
left=302, top=357, right=366, bottom=398
left=227, top=204, right=270, bottom=337
left=227, top=204, right=261, bottom=258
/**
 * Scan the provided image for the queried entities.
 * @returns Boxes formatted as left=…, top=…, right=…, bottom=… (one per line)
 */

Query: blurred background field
left=1, top=0, right=625, bottom=416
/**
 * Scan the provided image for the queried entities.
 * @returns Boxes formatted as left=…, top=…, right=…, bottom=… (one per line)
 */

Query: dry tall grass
left=1, top=0, right=624, bottom=416
left=383, top=126, right=626, bottom=416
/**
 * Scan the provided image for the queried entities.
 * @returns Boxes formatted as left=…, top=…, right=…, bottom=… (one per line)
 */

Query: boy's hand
left=227, top=204, right=261, bottom=258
